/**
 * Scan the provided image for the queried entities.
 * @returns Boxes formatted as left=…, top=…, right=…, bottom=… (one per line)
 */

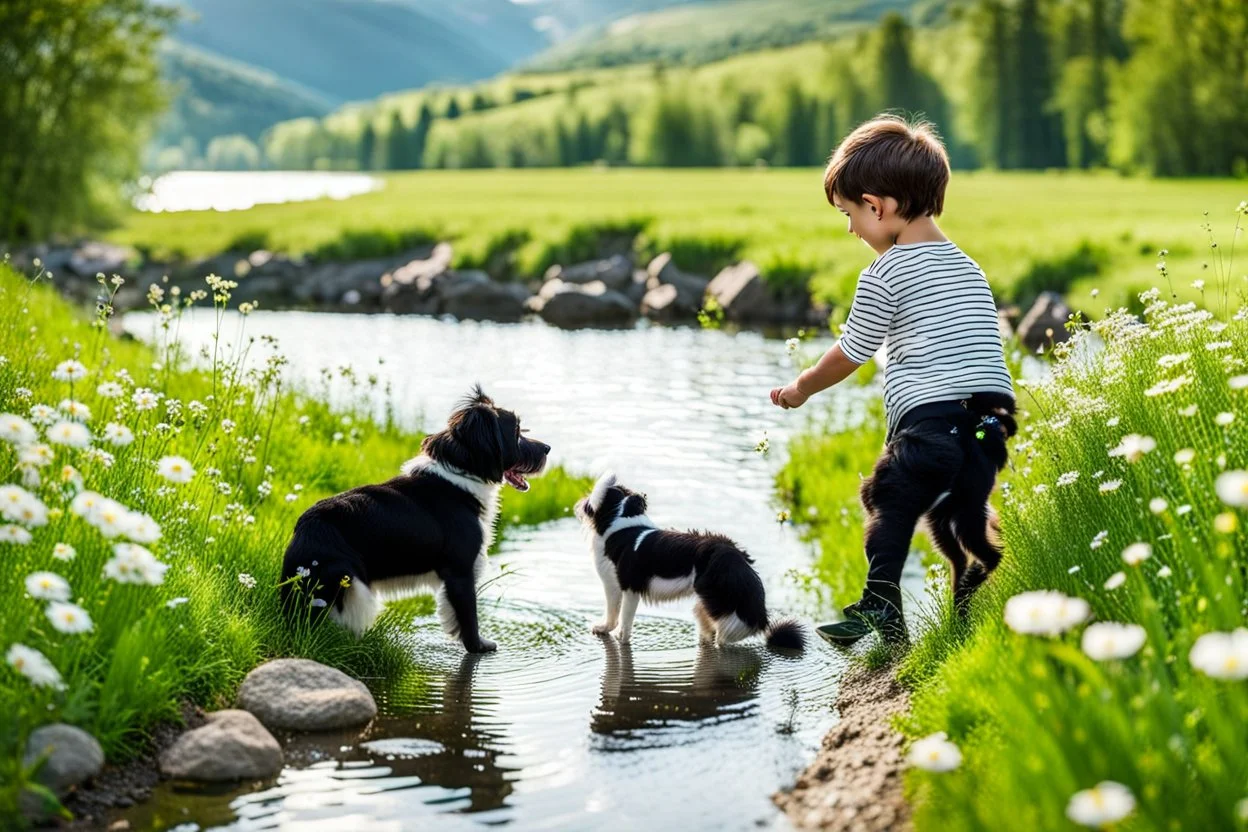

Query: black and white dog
left=280, top=387, right=549, bottom=653
left=576, top=474, right=804, bottom=650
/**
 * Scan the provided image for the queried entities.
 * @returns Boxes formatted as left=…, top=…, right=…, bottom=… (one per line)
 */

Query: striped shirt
left=837, top=241, right=1014, bottom=434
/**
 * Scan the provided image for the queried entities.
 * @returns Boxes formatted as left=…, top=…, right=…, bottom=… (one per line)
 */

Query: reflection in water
left=592, top=638, right=762, bottom=745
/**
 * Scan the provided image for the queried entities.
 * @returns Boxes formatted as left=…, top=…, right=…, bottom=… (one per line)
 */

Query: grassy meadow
left=778, top=211, right=1248, bottom=829
left=0, top=264, right=587, bottom=820
left=113, top=169, right=1246, bottom=312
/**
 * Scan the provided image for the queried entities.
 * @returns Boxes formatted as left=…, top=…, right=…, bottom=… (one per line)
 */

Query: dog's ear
left=622, top=493, right=647, bottom=517
left=466, top=384, right=493, bottom=408
left=588, top=472, right=617, bottom=512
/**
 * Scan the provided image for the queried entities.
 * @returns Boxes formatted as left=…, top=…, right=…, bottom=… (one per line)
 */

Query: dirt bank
left=773, top=669, right=911, bottom=832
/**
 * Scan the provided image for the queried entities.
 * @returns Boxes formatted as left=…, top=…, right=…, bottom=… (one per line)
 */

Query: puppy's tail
left=765, top=616, right=806, bottom=651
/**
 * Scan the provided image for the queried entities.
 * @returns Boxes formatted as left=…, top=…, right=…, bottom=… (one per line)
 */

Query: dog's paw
left=591, top=621, right=616, bottom=635
left=466, top=638, right=497, bottom=654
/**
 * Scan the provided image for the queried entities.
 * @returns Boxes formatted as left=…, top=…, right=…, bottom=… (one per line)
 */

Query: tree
left=385, top=112, right=408, bottom=170
left=1014, top=0, right=1064, bottom=168
left=358, top=122, right=376, bottom=171
left=444, top=98, right=461, bottom=120
left=408, top=103, right=433, bottom=170
left=874, top=13, right=925, bottom=116
left=0, top=0, right=174, bottom=240
left=205, top=135, right=261, bottom=170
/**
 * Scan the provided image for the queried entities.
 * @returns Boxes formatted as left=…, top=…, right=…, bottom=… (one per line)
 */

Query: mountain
left=166, top=0, right=546, bottom=103
left=156, top=41, right=331, bottom=149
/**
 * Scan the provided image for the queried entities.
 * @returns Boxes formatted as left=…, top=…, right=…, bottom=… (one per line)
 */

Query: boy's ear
left=862, top=193, right=885, bottom=219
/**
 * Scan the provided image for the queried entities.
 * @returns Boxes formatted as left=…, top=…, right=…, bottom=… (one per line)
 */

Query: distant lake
left=133, top=170, right=382, bottom=213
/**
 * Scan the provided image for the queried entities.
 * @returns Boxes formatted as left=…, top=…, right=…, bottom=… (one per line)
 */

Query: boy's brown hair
left=823, top=115, right=950, bottom=220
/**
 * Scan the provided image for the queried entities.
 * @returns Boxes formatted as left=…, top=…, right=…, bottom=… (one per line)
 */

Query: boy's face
left=833, top=192, right=894, bottom=255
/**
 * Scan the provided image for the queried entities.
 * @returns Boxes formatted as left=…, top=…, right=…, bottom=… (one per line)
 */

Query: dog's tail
left=765, top=616, right=806, bottom=651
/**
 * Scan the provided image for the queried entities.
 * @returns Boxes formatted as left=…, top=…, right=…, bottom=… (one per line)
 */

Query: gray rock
left=625, top=269, right=649, bottom=304
left=23, top=723, right=104, bottom=796
left=382, top=242, right=453, bottom=289
left=641, top=283, right=682, bottom=322
left=707, top=261, right=773, bottom=322
left=66, top=242, right=134, bottom=279
left=532, top=280, right=636, bottom=328
left=644, top=253, right=708, bottom=317
left=238, top=658, right=377, bottom=732
left=440, top=272, right=529, bottom=322
left=545, top=255, right=633, bottom=291
left=160, top=710, right=282, bottom=782
left=1016, top=291, right=1072, bottom=351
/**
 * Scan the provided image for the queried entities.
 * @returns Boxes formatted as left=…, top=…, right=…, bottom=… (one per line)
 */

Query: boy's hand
left=770, top=383, right=809, bottom=409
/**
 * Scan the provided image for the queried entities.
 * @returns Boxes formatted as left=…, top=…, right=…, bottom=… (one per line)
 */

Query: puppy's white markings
left=371, top=572, right=442, bottom=600
left=633, top=528, right=657, bottom=550
left=714, top=612, right=754, bottom=644
left=617, top=591, right=641, bottom=644
left=587, top=472, right=617, bottom=512
left=646, top=572, right=695, bottom=602
left=331, top=580, right=382, bottom=636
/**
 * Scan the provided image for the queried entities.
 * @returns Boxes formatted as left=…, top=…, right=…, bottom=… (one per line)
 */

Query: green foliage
left=0, top=0, right=173, bottom=240
left=1009, top=239, right=1108, bottom=308
left=0, top=265, right=586, bottom=822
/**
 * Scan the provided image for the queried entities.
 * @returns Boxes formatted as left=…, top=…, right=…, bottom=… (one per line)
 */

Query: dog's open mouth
left=504, top=467, right=531, bottom=492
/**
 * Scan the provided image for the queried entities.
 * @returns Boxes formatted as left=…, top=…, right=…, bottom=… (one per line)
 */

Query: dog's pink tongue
left=504, top=470, right=530, bottom=492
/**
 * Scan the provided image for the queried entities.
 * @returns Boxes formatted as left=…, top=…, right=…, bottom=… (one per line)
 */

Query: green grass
left=0, top=265, right=588, bottom=822
left=112, top=169, right=1248, bottom=311
left=778, top=211, right=1248, bottom=829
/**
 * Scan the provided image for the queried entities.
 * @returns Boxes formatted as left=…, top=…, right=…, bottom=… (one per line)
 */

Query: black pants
left=857, top=401, right=1009, bottom=611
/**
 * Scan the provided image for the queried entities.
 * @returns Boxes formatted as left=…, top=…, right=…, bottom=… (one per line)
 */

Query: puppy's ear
left=467, top=383, right=493, bottom=408
left=588, top=472, right=617, bottom=512
left=621, top=493, right=647, bottom=517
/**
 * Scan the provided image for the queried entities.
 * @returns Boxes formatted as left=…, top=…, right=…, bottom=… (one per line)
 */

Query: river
left=118, top=311, right=924, bottom=831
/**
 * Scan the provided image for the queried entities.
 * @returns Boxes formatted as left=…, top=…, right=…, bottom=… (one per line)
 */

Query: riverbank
left=777, top=254, right=1248, bottom=828
left=0, top=263, right=588, bottom=825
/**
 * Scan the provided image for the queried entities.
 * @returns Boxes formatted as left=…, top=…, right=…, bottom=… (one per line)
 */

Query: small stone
left=238, top=658, right=377, bottom=731
left=159, top=710, right=282, bottom=781
left=23, top=723, right=104, bottom=796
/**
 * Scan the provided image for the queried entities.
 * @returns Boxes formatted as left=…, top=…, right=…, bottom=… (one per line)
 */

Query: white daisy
left=1003, top=591, right=1090, bottom=636
left=1230, top=374, right=1248, bottom=391
left=25, top=572, right=70, bottom=602
left=1148, top=498, right=1167, bottom=514
left=1081, top=622, right=1146, bottom=660
left=1121, top=543, right=1152, bottom=566
left=1174, top=448, right=1196, bottom=466
left=1098, top=479, right=1122, bottom=494
left=238, top=573, right=257, bottom=589
left=123, top=513, right=162, bottom=544
left=906, top=732, right=962, bottom=772
left=103, top=543, right=169, bottom=586
left=132, top=388, right=160, bottom=411
left=57, top=399, right=91, bottom=422
left=1104, top=571, right=1127, bottom=590
left=166, top=597, right=189, bottom=609
left=52, top=542, right=76, bottom=561
left=1190, top=629, right=1248, bottom=680
left=45, top=601, right=93, bottom=634
left=1067, top=781, right=1135, bottom=827
left=0, top=525, right=33, bottom=545
left=51, top=360, right=89, bottom=381
left=96, top=381, right=124, bottom=398
left=1108, top=434, right=1156, bottom=463
left=102, top=423, right=134, bottom=447
left=0, top=413, right=38, bottom=445
left=1215, top=412, right=1236, bottom=427
left=1216, top=471, right=1248, bottom=508
left=6, top=644, right=64, bottom=690
left=19, top=444, right=54, bottom=468
left=156, top=456, right=195, bottom=484
left=28, top=404, right=57, bottom=427
left=47, top=421, right=90, bottom=448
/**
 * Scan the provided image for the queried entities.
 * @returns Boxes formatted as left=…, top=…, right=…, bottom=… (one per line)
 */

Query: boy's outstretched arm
left=770, top=343, right=863, bottom=409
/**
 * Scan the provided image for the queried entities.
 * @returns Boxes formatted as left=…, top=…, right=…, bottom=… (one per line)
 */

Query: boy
left=770, top=116, right=1016, bottom=645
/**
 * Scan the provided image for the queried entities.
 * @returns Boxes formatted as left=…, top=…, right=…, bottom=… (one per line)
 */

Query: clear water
left=119, top=312, right=924, bottom=832
left=133, top=171, right=382, bottom=213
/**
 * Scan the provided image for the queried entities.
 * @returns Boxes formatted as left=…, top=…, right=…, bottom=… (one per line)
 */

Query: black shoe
left=816, top=601, right=909, bottom=647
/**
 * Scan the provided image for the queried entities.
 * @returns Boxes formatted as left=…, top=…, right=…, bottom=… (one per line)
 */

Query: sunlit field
left=113, top=169, right=1248, bottom=311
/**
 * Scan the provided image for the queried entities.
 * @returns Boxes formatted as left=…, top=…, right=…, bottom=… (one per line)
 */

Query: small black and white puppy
left=280, top=387, right=549, bottom=653
left=576, top=474, right=804, bottom=651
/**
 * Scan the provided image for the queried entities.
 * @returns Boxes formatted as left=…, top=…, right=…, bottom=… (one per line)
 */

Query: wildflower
left=1003, top=591, right=1089, bottom=636
left=124, top=513, right=162, bottom=544
left=906, top=732, right=962, bottom=772
left=1215, top=412, right=1235, bottom=427
left=96, top=381, right=123, bottom=398
left=47, top=421, right=90, bottom=448
left=220, top=419, right=236, bottom=434
left=1157, top=566, right=1172, bottom=578
left=1090, top=530, right=1108, bottom=550
left=1104, top=571, right=1127, bottom=590
left=1090, top=288, right=1099, bottom=298
left=19, top=444, right=53, bottom=468
left=58, top=399, right=91, bottom=422
left=284, top=493, right=297, bottom=503
left=1033, top=484, right=1049, bottom=494
left=1190, top=629, right=1248, bottom=679
left=1098, top=480, right=1122, bottom=494
left=1192, top=279, right=1205, bottom=290
left=1082, top=622, right=1146, bottom=661
left=1174, top=448, right=1195, bottom=466
left=776, top=509, right=791, bottom=523
left=1216, top=471, right=1248, bottom=508
left=1230, top=375, right=1248, bottom=391
left=51, top=360, right=88, bottom=381
left=1148, top=498, right=1167, bottom=514
left=1144, top=375, right=1191, bottom=397
left=298, top=415, right=310, bottom=426
left=132, top=388, right=159, bottom=411
left=754, top=435, right=771, bottom=456
left=0, top=525, right=33, bottom=545
left=83, top=447, right=114, bottom=468
left=1068, top=565, right=1081, bottom=574
left=102, top=423, right=135, bottom=446
left=295, top=566, right=310, bottom=579
left=785, top=337, right=800, bottom=355
left=6, top=644, right=63, bottom=690
left=1206, top=341, right=1232, bottom=352
left=238, top=573, right=257, bottom=589
left=1179, top=404, right=1199, bottom=417
left=103, top=543, right=169, bottom=585
left=28, top=405, right=56, bottom=427
left=157, top=456, right=195, bottom=484
left=1157, top=353, right=1190, bottom=369
left=1056, top=471, right=1079, bottom=487
left=166, top=597, right=189, bottom=609
left=1215, top=513, right=1239, bottom=534
left=52, top=542, right=76, bottom=561
left=0, top=413, right=38, bottom=445
left=25, top=572, right=70, bottom=602
left=1104, top=416, right=1120, bottom=427
left=1122, top=542, right=1152, bottom=566
left=1066, top=781, right=1135, bottom=827
left=46, top=601, right=93, bottom=634
left=1109, top=434, right=1156, bottom=463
